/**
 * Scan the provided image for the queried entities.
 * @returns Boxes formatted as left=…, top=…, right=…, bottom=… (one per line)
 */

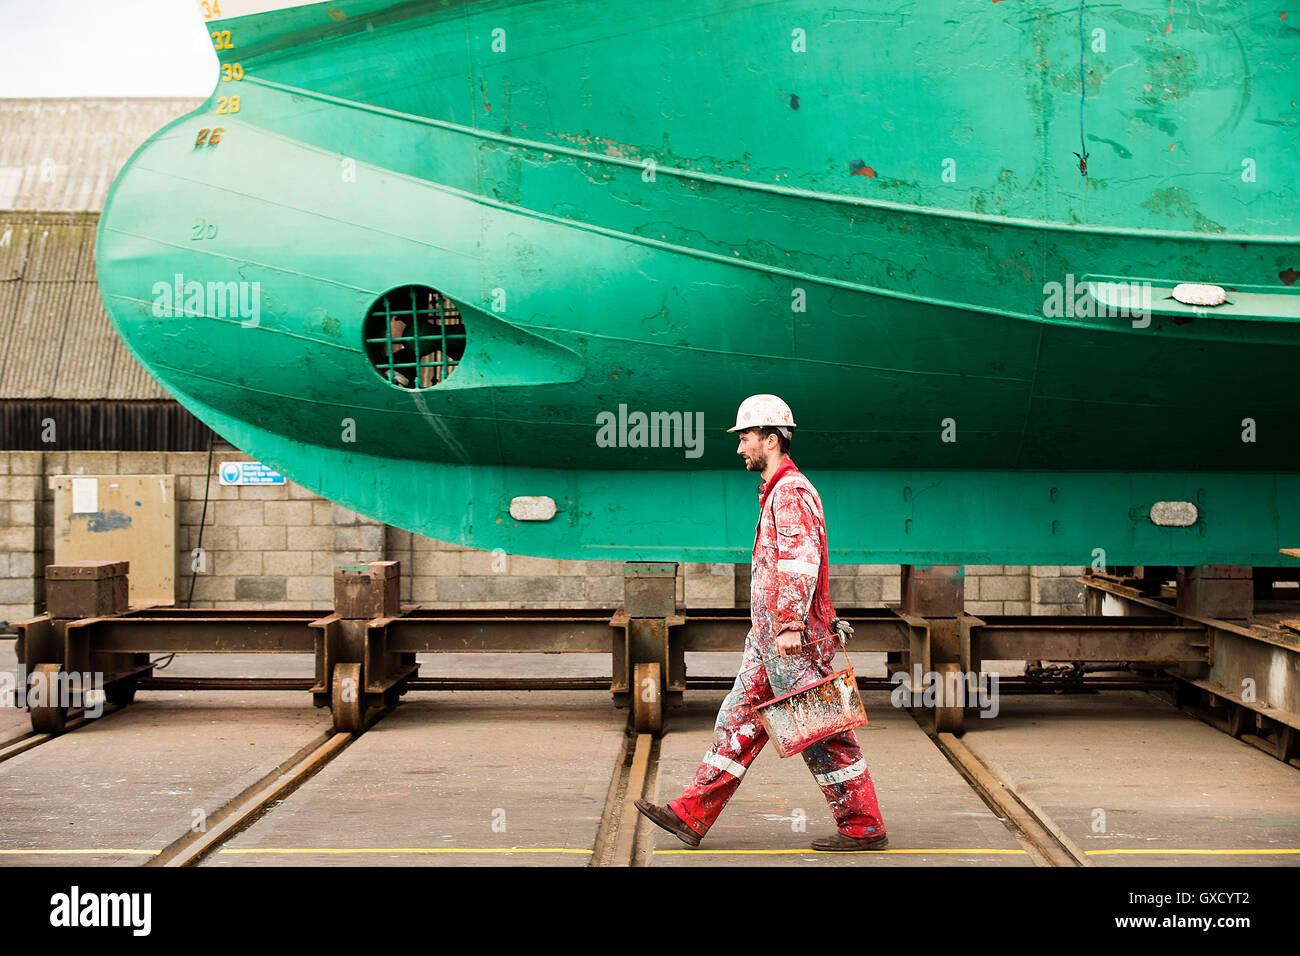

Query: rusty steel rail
left=66, top=616, right=319, bottom=654
left=381, top=614, right=616, bottom=653
left=930, top=730, right=1090, bottom=867
left=964, top=615, right=1209, bottom=663
left=128, top=674, right=1174, bottom=693
left=150, top=691, right=398, bottom=867
left=150, top=731, right=352, bottom=867
left=0, top=705, right=126, bottom=763
left=116, top=607, right=324, bottom=619
left=137, top=676, right=316, bottom=691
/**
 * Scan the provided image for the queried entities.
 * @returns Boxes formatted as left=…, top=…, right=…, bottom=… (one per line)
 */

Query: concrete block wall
left=0, top=454, right=41, bottom=623
left=1028, top=565, right=1089, bottom=616
left=965, top=565, right=1032, bottom=616
left=386, top=526, right=619, bottom=609
left=965, top=566, right=1083, bottom=616
left=0, top=449, right=1086, bottom=620
left=739, top=563, right=1085, bottom=614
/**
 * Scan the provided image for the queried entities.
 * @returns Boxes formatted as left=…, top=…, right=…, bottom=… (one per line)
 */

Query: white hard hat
left=727, top=394, right=796, bottom=435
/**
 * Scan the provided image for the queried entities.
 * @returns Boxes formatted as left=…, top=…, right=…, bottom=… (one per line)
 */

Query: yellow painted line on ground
left=1086, top=848, right=1300, bottom=856
left=8, top=846, right=1293, bottom=858
left=0, top=849, right=159, bottom=855
left=656, top=846, right=1300, bottom=856
left=654, top=848, right=1028, bottom=855
left=217, top=847, right=594, bottom=855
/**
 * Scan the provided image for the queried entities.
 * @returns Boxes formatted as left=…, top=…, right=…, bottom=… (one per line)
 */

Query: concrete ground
left=649, top=686, right=1032, bottom=867
left=960, top=692, right=1300, bottom=867
left=206, top=691, right=624, bottom=867
left=0, top=686, right=329, bottom=866
left=0, top=640, right=30, bottom=744
left=1, top=643, right=1296, bottom=866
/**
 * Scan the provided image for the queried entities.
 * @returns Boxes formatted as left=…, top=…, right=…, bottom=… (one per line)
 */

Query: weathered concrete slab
left=0, top=651, right=329, bottom=866
left=961, top=691, right=1300, bottom=867
left=650, top=673, right=1032, bottom=867
left=0, top=641, right=30, bottom=744
left=0, top=694, right=330, bottom=866
left=206, top=691, right=625, bottom=867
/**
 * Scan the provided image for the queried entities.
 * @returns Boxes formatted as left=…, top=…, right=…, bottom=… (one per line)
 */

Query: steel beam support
left=611, top=563, right=681, bottom=733
left=899, top=565, right=968, bottom=733
left=323, top=562, right=416, bottom=725
left=16, top=563, right=143, bottom=728
left=1083, top=573, right=1300, bottom=764
left=968, top=619, right=1208, bottom=663
left=52, top=619, right=318, bottom=654
left=20, top=558, right=1287, bottom=747
left=386, top=619, right=614, bottom=652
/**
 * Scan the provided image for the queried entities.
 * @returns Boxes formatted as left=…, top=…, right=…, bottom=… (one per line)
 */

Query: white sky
left=0, top=0, right=218, bottom=97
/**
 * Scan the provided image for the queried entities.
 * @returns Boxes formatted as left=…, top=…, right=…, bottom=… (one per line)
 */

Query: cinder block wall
left=0, top=449, right=1086, bottom=621
left=0, top=455, right=40, bottom=620
left=738, top=563, right=1085, bottom=615
left=966, top=565, right=1088, bottom=616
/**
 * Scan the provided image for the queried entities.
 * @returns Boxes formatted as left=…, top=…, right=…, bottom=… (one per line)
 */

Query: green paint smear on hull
left=97, top=0, right=1300, bottom=564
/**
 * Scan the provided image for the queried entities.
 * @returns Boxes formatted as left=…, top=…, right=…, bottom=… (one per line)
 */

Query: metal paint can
left=754, top=668, right=868, bottom=758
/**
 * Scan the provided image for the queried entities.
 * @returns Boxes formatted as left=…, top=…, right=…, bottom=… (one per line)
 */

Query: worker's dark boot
left=633, top=799, right=703, bottom=848
left=810, top=831, right=889, bottom=852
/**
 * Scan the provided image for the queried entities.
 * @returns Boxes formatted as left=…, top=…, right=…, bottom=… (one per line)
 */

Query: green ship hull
left=96, top=0, right=1300, bottom=564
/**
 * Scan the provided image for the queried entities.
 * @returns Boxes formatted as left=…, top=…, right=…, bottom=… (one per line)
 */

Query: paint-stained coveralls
left=668, top=457, right=886, bottom=839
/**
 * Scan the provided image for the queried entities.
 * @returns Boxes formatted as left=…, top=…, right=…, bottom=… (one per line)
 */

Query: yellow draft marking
left=0, top=849, right=158, bottom=856
left=219, top=847, right=593, bottom=855
left=654, top=848, right=1027, bottom=855
left=1087, top=848, right=1300, bottom=856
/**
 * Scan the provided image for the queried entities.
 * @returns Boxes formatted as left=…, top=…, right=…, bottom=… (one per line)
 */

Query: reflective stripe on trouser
left=668, top=634, right=886, bottom=839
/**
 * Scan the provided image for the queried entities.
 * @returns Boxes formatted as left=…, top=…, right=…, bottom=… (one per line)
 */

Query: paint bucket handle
left=739, top=627, right=856, bottom=697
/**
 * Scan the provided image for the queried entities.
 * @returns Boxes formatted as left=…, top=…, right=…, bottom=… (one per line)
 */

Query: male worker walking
left=635, top=394, right=888, bottom=851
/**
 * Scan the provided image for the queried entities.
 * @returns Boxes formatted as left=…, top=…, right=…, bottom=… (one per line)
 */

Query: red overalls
left=668, top=457, right=887, bottom=839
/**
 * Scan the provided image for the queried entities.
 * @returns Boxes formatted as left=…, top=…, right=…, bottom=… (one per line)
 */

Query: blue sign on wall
left=219, top=461, right=286, bottom=486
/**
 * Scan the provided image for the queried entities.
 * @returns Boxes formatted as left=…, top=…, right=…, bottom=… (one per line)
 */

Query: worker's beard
left=743, top=449, right=768, bottom=472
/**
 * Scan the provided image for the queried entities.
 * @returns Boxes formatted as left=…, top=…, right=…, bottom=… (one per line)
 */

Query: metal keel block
left=900, top=565, right=967, bottom=734
left=325, top=561, right=414, bottom=730
left=613, top=563, right=683, bottom=719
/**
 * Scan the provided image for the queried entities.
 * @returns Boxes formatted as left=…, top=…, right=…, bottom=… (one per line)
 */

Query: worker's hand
left=774, top=629, right=803, bottom=657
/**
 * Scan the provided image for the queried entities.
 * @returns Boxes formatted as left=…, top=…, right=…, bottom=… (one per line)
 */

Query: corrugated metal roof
left=5, top=282, right=64, bottom=398
left=57, top=282, right=117, bottom=400
left=0, top=218, right=39, bottom=280
left=0, top=282, right=22, bottom=373
left=0, top=211, right=170, bottom=401
left=0, top=99, right=204, bottom=212
left=21, top=215, right=90, bottom=280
